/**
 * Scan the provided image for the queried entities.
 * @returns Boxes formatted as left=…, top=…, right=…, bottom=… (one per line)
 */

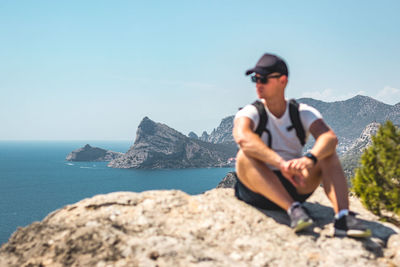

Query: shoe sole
left=294, top=219, right=313, bottom=232
left=334, top=228, right=372, bottom=238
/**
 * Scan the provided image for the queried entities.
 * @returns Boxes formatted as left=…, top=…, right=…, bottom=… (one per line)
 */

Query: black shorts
left=234, top=171, right=313, bottom=210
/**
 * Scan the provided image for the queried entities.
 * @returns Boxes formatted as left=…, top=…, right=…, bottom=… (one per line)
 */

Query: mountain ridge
left=196, top=95, right=399, bottom=154
left=297, top=95, right=398, bottom=141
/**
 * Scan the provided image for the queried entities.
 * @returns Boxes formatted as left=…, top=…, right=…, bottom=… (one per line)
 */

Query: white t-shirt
left=235, top=100, right=322, bottom=170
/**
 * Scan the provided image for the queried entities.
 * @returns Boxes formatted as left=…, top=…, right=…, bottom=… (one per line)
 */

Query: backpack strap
left=251, top=100, right=272, bottom=147
left=287, top=99, right=306, bottom=146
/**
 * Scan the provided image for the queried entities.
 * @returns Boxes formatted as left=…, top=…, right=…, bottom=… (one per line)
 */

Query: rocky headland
left=1, top=174, right=399, bottom=266
left=66, top=96, right=399, bottom=169
left=108, top=117, right=237, bottom=169
left=66, top=144, right=123, bottom=162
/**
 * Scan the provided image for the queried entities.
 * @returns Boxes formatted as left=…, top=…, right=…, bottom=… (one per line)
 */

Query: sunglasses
left=251, top=74, right=283, bottom=84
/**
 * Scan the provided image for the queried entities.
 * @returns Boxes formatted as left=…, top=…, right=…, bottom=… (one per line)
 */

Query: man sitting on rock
left=233, top=53, right=371, bottom=237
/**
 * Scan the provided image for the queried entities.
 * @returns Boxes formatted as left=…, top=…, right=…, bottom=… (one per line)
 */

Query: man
left=233, top=53, right=371, bottom=237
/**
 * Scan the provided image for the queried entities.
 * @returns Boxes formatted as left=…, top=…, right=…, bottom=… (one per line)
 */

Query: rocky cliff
left=66, top=144, right=123, bottom=162
left=341, top=122, right=381, bottom=177
left=199, top=116, right=235, bottom=145
left=346, top=122, right=380, bottom=154
left=1, top=182, right=399, bottom=266
left=108, top=117, right=237, bottom=169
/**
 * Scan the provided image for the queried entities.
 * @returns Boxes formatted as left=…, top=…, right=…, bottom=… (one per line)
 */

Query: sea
left=0, top=141, right=234, bottom=245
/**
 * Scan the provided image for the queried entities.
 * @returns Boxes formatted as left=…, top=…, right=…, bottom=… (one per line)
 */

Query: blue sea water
left=0, top=141, right=233, bottom=245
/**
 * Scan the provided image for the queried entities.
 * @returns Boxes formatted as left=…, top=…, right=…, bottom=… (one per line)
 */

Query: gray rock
left=206, top=116, right=235, bottom=145
left=199, top=131, right=209, bottom=142
left=108, top=117, right=237, bottom=169
left=66, top=144, right=123, bottom=162
left=1, top=185, right=399, bottom=266
left=347, top=122, right=380, bottom=154
left=216, top=171, right=238, bottom=188
left=188, top=131, right=199, bottom=139
left=340, top=122, right=381, bottom=177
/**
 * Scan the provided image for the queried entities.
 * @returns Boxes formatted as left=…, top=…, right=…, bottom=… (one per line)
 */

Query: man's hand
left=279, top=161, right=305, bottom=187
left=287, top=157, right=315, bottom=178
left=279, top=157, right=315, bottom=187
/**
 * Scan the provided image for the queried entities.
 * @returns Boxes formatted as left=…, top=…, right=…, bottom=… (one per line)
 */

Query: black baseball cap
left=245, top=53, right=289, bottom=77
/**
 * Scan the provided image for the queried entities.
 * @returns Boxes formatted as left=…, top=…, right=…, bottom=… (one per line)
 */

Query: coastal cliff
left=1, top=182, right=399, bottom=266
left=108, top=117, right=237, bottom=169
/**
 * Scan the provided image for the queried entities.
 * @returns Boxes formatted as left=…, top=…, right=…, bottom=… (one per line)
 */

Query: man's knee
left=235, top=150, right=275, bottom=192
left=236, top=150, right=259, bottom=174
left=236, top=151, right=254, bottom=181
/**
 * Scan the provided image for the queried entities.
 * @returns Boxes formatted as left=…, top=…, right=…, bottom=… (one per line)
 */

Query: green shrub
left=352, top=121, right=400, bottom=216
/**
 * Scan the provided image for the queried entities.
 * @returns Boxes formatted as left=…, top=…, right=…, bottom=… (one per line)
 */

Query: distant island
left=66, top=144, right=123, bottom=162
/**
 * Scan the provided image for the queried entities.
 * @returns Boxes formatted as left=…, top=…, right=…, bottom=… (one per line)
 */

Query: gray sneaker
left=288, top=204, right=313, bottom=232
left=334, top=211, right=371, bottom=238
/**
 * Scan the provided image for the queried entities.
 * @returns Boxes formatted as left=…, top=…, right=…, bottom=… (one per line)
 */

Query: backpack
left=251, top=99, right=306, bottom=148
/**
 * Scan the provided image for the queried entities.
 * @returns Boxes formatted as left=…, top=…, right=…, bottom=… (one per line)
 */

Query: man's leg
left=296, top=152, right=370, bottom=237
left=319, top=152, right=349, bottom=214
left=236, top=150, right=313, bottom=232
left=294, top=152, right=348, bottom=214
left=236, top=150, right=294, bottom=211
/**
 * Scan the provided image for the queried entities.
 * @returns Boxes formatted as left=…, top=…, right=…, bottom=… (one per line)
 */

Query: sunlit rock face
left=108, top=117, right=237, bottom=169
left=1, top=184, right=399, bottom=266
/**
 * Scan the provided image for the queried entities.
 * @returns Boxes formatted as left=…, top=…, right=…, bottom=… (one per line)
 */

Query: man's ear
left=280, top=75, right=288, bottom=86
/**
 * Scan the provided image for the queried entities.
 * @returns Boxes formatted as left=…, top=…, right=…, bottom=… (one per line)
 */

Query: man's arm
left=233, top=116, right=284, bottom=168
left=309, top=119, right=338, bottom=160
left=287, top=119, right=338, bottom=174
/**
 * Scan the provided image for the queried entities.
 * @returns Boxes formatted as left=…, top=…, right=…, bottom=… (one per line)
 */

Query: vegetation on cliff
left=352, top=121, right=400, bottom=221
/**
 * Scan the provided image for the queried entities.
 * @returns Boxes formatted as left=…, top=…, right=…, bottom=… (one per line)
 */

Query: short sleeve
left=234, top=104, right=260, bottom=131
left=299, top=103, right=323, bottom=131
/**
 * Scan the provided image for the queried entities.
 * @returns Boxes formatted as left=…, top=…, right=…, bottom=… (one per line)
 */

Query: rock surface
left=108, top=117, right=237, bottom=169
left=200, top=116, right=235, bottom=145
left=188, top=131, right=199, bottom=140
left=200, top=131, right=209, bottom=141
left=216, top=171, right=238, bottom=189
left=346, top=122, right=380, bottom=154
left=66, top=144, right=123, bottom=162
left=340, top=122, right=381, bottom=177
left=1, top=183, right=399, bottom=266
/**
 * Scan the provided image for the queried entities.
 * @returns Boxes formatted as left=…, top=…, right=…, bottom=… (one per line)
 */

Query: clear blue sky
left=1, top=1, right=399, bottom=140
